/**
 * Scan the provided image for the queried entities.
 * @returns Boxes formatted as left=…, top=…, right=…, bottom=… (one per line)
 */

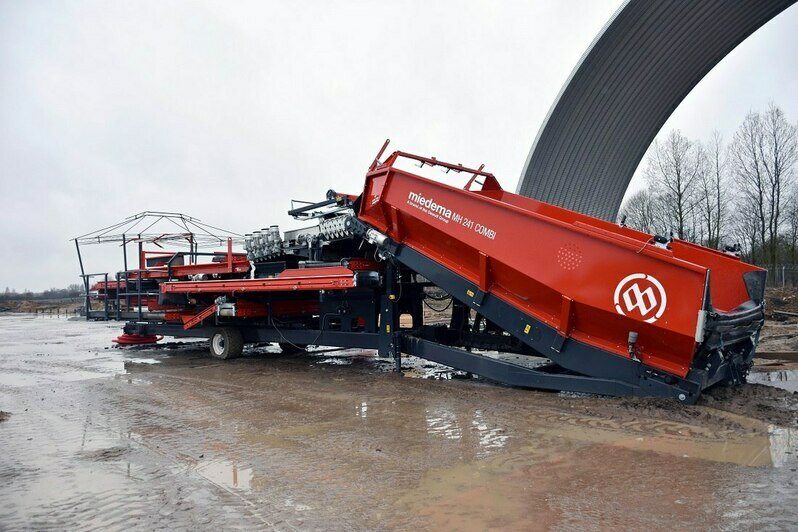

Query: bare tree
left=621, top=105, right=797, bottom=272
left=620, top=189, right=658, bottom=233
left=730, top=112, right=768, bottom=263
left=730, top=104, right=798, bottom=266
left=787, top=189, right=798, bottom=266
left=696, top=132, right=727, bottom=248
left=760, top=103, right=798, bottom=266
left=739, top=204, right=761, bottom=262
left=644, top=130, right=701, bottom=240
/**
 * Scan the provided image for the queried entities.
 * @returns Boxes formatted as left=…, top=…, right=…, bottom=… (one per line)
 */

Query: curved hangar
left=516, top=0, right=797, bottom=221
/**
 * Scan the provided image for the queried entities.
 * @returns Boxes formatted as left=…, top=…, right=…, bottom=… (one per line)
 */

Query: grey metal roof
left=516, top=0, right=797, bottom=221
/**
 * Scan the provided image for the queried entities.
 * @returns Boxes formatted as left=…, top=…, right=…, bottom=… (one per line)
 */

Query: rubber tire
left=209, top=327, right=244, bottom=359
left=279, top=342, right=307, bottom=354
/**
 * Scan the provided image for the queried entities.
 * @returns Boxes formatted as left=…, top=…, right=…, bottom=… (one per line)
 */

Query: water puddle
left=418, top=404, right=796, bottom=468
left=0, top=372, right=44, bottom=387
left=768, top=425, right=798, bottom=467
left=544, top=410, right=796, bottom=467
left=471, top=410, right=509, bottom=455
left=194, top=459, right=253, bottom=491
left=319, top=357, right=352, bottom=366
left=0, top=366, right=128, bottom=387
left=425, top=407, right=464, bottom=441
left=749, top=369, right=798, bottom=393
left=398, top=416, right=798, bottom=530
left=57, top=369, right=113, bottom=382
left=125, top=358, right=161, bottom=365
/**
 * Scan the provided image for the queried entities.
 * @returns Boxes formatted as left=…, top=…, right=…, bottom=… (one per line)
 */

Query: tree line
left=1, top=284, right=84, bottom=301
left=621, top=103, right=797, bottom=285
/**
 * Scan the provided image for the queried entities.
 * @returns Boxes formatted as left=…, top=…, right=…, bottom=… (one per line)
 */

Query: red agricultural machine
left=75, top=142, right=766, bottom=403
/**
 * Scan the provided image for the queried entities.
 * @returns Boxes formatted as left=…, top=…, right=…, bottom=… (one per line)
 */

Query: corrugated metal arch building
left=516, top=0, right=797, bottom=221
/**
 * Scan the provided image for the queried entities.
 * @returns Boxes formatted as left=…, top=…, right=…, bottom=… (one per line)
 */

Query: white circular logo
left=613, top=273, right=667, bottom=323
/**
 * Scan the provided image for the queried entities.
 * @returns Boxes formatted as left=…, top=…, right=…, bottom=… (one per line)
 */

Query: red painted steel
left=358, top=151, right=764, bottom=378
left=160, top=266, right=359, bottom=295
left=182, top=304, right=218, bottom=330
left=342, top=258, right=382, bottom=272
left=132, top=255, right=250, bottom=280
left=129, top=240, right=249, bottom=281
left=113, top=333, right=162, bottom=345
left=91, top=280, right=126, bottom=291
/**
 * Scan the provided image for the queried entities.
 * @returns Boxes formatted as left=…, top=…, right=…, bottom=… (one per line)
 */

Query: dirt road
left=1, top=315, right=796, bottom=530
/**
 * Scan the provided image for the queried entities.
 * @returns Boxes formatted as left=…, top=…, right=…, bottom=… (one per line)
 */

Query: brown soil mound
left=0, top=299, right=80, bottom=314
left=559, top=382, right=798, bottom=433
left=766, top=286, right=798, bottom=317
left=701, top=383, right=798, bottom=427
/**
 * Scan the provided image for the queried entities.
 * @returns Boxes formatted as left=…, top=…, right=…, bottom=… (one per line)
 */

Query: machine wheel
left=209, top=327, right=244, bottom=359
left=279, top=342, right=307, bottom=354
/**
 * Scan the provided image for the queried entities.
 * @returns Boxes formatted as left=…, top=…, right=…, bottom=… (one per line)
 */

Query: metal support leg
left=103, top=273, right=109, bottom=319
left=394, top=339, right=402, bottom=372
left=115, top=272, right=121, bottom=320
left=74, top=239, right=89, bottom=321
left=378, top=262, right=401, bottom=371
left=137, top=240, right=143, bottom=321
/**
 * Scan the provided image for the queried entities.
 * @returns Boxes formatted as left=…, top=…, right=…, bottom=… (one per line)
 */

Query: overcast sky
left=1, top=1, right=797, bottom=291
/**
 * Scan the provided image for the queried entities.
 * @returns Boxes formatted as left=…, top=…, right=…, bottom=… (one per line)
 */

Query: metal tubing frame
left=137, top=240, right=143, bottom=321
left=74, top=239, right=90, bottom=321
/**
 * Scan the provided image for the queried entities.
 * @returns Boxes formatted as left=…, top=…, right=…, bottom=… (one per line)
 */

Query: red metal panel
left=182, top=304, right=217, bottom=330
left=343, top=258, right=381, bottom=272
left=667, top=240, right=757, bottom=312
left=358, top=152, right=763, bottom=378
left=161, top=266, right=358, bottom=295
left=91, top=280, right=126, bottom=291
left=269, top=300, right=320, bottom=317
left=230, top=300, right=269, bottom=318
left=133, top=256, right=251, bottom=280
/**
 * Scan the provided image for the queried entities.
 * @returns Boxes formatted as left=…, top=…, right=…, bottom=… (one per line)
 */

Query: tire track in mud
left=109, top=360, right=504, bottom=528
left=104, top=366, right=415, bottom=529
left=79, top=363, right=402, bottom=529
left=0, top=380, right=297, bottom=530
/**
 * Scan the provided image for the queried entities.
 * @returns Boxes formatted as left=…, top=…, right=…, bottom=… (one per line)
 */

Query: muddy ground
left=1, top=315, right=797, bottom=530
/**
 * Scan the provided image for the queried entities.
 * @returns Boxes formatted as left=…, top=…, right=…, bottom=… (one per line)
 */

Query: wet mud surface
left=1, top=315, right=797, bottom=530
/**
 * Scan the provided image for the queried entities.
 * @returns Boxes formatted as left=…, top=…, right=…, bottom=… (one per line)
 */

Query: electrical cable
left=268, top=311, right=339, bottom=351
left=424, top=289, right=451, bottom=301
left=423, top=297, right=453, bottom=312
